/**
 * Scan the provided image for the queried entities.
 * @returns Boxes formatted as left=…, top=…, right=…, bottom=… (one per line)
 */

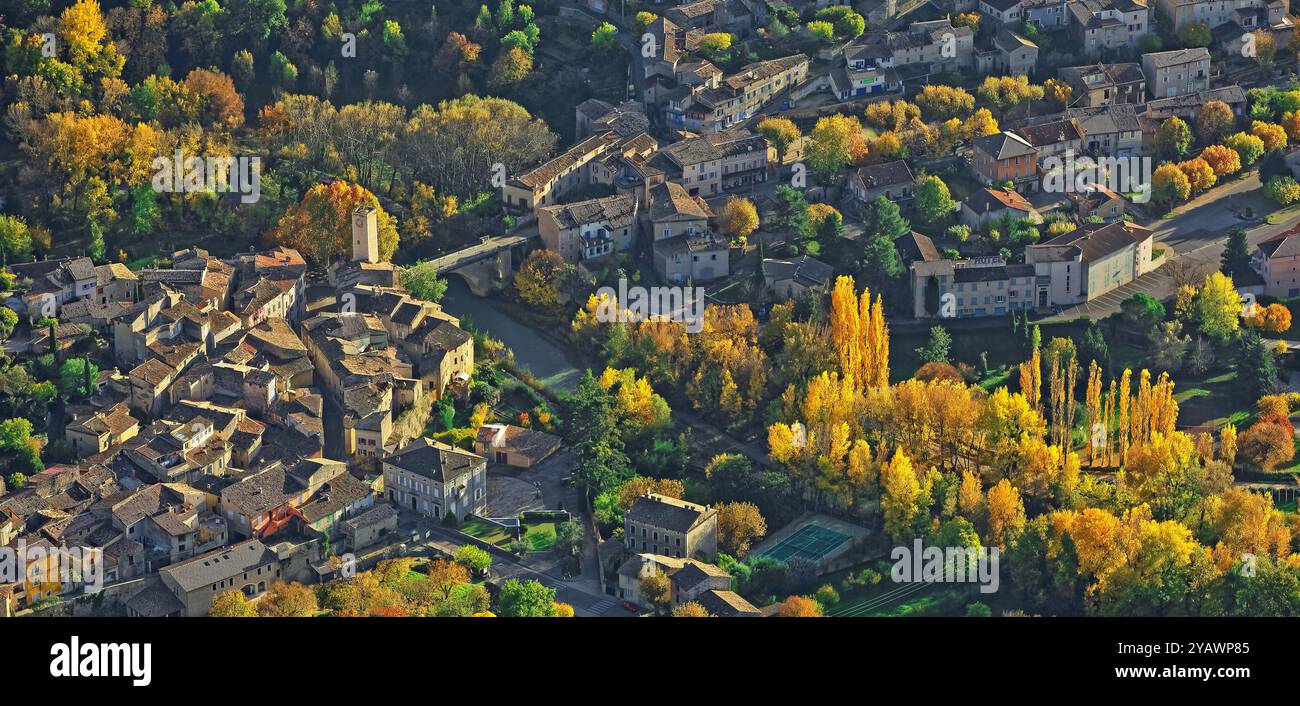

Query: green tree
left=1154, top=116, right=1193, bottom=161
left=562, top=371, right=631, bottom=499
left=807, top=20, right=835, bottom=42
left=268, top=51, right=297, bottom=87
left=555, top=520, right=584, bottom=556
left=591, top=22, right=617, bottom=52
left=0, top=308, right=17, bottom=340
left=1120, top=292, right=1165, bottom=335
left=87, top=220, right=105, bottom=263
left=0, top=215, right=33, bottom=262
left=1194, top=271, right=1241, bottom=343
left=915, top=326, right=952, bottom=364
left=1237, top=329, right=1278, bottom=399
left=400, top=262, right=448, bottom=303
left=1221, top=228, right=1252, bottom=278
left=223, top=0, right=287, bottom=41
left=915, top=175, right=956, bottom=224
left=497, top=578, right=557, bottom=616
left=862, top=195, right=910, bottom=240
left=454, top=545, right=492, bottom=576
left=59, top=357, right=97, bottom=398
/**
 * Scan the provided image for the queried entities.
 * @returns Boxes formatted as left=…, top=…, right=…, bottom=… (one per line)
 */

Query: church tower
left=352, top=206, right=378, bottom=263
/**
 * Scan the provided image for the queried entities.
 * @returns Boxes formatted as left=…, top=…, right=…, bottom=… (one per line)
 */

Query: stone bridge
left=430, top=234, right=534, bottom=296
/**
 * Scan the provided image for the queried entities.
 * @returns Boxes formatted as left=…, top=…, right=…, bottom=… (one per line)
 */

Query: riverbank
left=440, top=279, right=590, bottom=393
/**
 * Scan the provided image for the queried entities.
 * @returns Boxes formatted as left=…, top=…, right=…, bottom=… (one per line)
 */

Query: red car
left=622, top=601, right=640, bottom=613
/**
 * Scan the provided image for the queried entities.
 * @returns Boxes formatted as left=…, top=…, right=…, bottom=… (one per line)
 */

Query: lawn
left=460, top=517, right=514, bottom=546
left=1174, top=370, right=1254, bottom=429
left=977, top=366, right=1013, bottom=390
left=890, top=319, right=1089, bottom=381
left=1265, top=201, right=1300, bottom=225
left=522, top=521, right=558, bottom=552
left=459, top=517, right=557, bottom=552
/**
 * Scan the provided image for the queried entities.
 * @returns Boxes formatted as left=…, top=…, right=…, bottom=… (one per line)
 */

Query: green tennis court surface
left=760, top=524, right=850, bottom=562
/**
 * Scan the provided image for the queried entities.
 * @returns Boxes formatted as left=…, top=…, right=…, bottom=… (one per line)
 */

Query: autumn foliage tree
left=1244, top=302, right=1292, bottom=333
left=829, top=275, right=890, bottom=389
left=1176, top=157, right=1216, bottom=193
left=513, top=249, right=572, bottom=312
left=183, top=67, right=245, bottom=130
left=1199, top=144, right=1242, bottom=178
left=776, top=594, right=824, bottom=616
left=268, top=181, right=398, bottom=262
left=210, top=589, right=257, bottom=617
left=1239, top=413, right=1295, bottom=470
left=1152, top=163, right=1191, bottom=206
left=717, top=501, right=767, bottom=556
left=756, top=117, right=801, bottom=164
left=806, top=114, right=868, bottom=179
left=717, top=196, right=759, bottom=244
left=1155, top=116, right=1193, bottom=160
left=257, top=581, right=320, bottom=617
left=915, top=85, right=975, bottom=120
left=1195, top=100, right=1236, bottom=145
left=1251, top=121, right=1288, bottom=152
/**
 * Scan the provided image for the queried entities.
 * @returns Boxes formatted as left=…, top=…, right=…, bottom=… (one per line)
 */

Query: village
left=3, top=0, right=1300, bottom=620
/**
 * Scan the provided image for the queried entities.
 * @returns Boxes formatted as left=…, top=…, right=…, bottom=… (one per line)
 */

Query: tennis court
left=759, top=524, right=851, bottom=563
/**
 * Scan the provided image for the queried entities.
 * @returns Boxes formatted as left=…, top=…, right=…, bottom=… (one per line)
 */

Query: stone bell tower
left=352, top=206, right=378, bottom=263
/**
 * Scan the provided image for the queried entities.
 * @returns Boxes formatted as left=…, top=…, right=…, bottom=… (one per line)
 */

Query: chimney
left=352, top=206, right=379, bottom=264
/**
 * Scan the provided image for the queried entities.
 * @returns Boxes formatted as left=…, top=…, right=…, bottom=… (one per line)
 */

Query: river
left=440, top=278, right=584, bottom=392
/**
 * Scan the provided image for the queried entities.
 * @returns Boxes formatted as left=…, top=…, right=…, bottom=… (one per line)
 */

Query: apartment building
left=501, top=129, right=657, bottom=213
left=832, top=40, right=903, bottom=100
left=383, top=437, right=487, bottom=522
left=1067, top=0, right=1151, bottom=57
left=647, top=182, right=729, bottom=284
left=7, top=256, right=96, bottom=322
left=1012, top=118, right=1084, bottom=160
left=856, top=19, right=976, bottom=74
left=1154, top=0, right=1289, bottom=32
left=1068, top=104, right=1143, bottom=157
left=1252, top=229, right=1300, bottom=298
left=654, top=129, right=771, bottom=197
left=980, top=0, right=1025, bottom=24
left=1057, top=63, right=1146, bottom=107
left=624, top=493, right=719, bottom=562
left=909, top=233, right=1038, bottom=318
left=664, top=54, right=809, bottom=133
left=537, top=194, right=639, bottom=263
left=1025, top=221, right=1156, bottom=306
left=971, top=131, right=1039, bottom=192
left=961, top=187, right=1041, bottom=229
left=1142, top=48, right=1211, bottom=100
left=1024, top=0, right=1069, bottom=27
left=985, top=29, right=1039, bottom=77
left=154, top=539, right=282, bottom=617
left=65, top=403, right=140, bottom=456
left=850, top=160, right=915, bottom=209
